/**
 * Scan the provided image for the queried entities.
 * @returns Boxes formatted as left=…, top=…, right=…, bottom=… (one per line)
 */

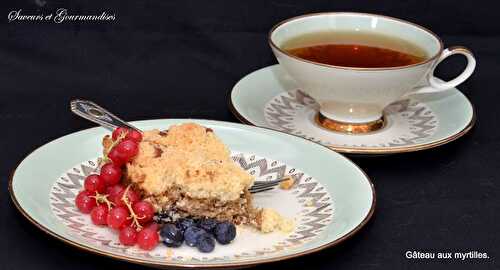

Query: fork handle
left=70, top=99, right=140, bottom=131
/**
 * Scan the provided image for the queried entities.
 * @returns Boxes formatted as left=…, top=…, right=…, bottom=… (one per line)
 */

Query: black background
left=1, top=1, right=498, bottom=269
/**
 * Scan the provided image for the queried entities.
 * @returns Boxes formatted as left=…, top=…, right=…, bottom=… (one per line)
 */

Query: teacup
left=269, top=12, right=476, bottom=134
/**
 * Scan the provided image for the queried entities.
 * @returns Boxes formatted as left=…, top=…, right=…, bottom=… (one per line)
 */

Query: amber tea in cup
left=270, top=13, right=475, bottom=134
left=282, top=31, right=428, bottom=68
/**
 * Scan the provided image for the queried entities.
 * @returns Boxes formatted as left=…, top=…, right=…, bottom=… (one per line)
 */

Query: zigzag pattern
left=264, top=90, right=317, bottom=133
left=386, top=100, right=437, bottom=147
left=265, top=90, right=438, bottom=147
left=50, top=155, right=333, bottom=262
left=264, top=91, right=336, bottom=145
left=232, top=154, right=286, bottom=178
left=233, top=155, right=333, bottom=244
left=409, top=107, right=436, bottom=138
left=289, top=179, right=331, bottom=243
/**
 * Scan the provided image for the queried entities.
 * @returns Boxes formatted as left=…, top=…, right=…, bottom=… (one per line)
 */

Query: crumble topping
left=105, top=123, right=254, bottom=202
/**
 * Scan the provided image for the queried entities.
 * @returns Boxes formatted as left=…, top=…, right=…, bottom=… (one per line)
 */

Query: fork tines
left=248, top=177, right=290, bottom=193
left=250, top=187, right=275, bottom=194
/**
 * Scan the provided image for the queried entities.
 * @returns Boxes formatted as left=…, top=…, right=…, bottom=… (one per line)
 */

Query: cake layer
left=145, top=188, right=258, bottom=225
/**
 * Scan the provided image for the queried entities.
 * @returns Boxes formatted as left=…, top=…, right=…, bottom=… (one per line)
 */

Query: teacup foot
left=316, top=112, right=385, bottom=134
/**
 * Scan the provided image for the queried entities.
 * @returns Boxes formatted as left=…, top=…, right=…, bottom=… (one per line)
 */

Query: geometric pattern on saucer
left=265, top=90, right=438, bottom=148
left=49, top=153, right=333, bottom=263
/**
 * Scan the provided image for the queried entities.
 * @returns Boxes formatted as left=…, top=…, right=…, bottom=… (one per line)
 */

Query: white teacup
left=269, top=12, right=476, bottom=133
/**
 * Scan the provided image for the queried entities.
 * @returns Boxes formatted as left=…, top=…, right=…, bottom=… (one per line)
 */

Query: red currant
left=100, top=163, right=122, bottom=186
left=115, top=187, right=140, bottom=207
left=145, top=222, right=159, bottom=232
left=107, top=206, right=131, bottom=230
left=132, top=201, right=155, bottom=225
left=75, top=190, right=97, bottom=214
left=83, top=174, right=106, bottom=193
left=108, top=148, right=127, bottom=166
left=119, top=226, right=138, bottom=246
left=90, top=204, right=108, bottom=225
left=112, top=127, right=129, bottom=141
left=137, top=228, right=159, bottom=250
left=106, top=184, right=126, bottom=205
left=115, top=139, right=139, bottom=161
left=125, top=129, right=143, bottom=143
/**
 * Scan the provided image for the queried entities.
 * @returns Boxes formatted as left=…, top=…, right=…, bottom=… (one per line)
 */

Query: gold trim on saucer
left=228, top=89, right=476, bottom=155
left=316, top=112, right=385, bottom=134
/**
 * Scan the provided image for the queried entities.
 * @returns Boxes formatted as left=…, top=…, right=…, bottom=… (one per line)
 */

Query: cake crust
left=104, top=123, right=254, bottom=202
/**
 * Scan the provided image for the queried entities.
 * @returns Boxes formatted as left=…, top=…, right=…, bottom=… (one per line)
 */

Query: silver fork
left=70, top=99, right=290, bottom=193
left=248, top=177, right=291, bottom=193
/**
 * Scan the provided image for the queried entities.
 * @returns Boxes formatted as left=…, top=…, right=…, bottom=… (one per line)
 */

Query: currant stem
left=102, top=132, right=128, bottom=165
left=90, top=192, right=114, bottom=210
left=122, top=185, right=144, bottom=231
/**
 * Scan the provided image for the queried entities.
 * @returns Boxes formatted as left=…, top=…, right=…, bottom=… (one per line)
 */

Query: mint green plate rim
left=9, top=119, right=375, bottom=269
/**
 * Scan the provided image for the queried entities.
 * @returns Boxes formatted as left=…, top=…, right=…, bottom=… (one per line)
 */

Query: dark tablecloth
left=1, top=1, right=498, bottom=269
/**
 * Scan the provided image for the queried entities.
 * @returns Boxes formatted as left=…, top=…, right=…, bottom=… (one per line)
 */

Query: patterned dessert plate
left=9, top=119, right=375, bottom=269
left=230, top=65, right=476, bottom=154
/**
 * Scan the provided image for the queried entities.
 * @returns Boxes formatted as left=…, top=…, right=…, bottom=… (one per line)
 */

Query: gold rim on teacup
left=268, top=12, right=476, bottom=135
left=268, top=12, right=444, bottom=71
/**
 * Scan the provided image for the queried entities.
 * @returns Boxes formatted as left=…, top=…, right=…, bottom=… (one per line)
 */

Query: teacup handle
left=411, top=46, right=476, bottom=94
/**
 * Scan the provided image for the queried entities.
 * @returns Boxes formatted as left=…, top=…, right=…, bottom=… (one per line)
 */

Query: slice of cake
left=102, top=123, right=292, bottom=231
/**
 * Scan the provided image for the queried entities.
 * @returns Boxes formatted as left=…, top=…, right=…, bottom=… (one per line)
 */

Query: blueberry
left=197, top=233, right=215, bottom=253
left=160, top=223, right=184, bottom=247
left=176, top=218, right=196, bottom=232
left=214, top=221, right=236, bottom=244
left=198, top=218, right=217, bottom=233
left=184, top=226, right=206, bottom=247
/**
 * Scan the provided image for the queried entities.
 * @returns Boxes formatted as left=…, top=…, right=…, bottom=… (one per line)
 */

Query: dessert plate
left=230, top=65, right=476, bottom=154
left=9, top=119, right=375, bottom=269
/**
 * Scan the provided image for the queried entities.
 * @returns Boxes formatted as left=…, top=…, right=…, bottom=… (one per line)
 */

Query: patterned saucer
left=230, top=65, right=475, bottom=154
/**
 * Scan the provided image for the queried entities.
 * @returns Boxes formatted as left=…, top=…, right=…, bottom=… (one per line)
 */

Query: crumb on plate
left=258, top=208, right=294, bottom=233
left=279, top=176, right=295, bottom=190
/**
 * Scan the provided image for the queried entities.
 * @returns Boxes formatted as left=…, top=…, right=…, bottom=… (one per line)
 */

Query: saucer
left=230, top=65, right=475, bottom=155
